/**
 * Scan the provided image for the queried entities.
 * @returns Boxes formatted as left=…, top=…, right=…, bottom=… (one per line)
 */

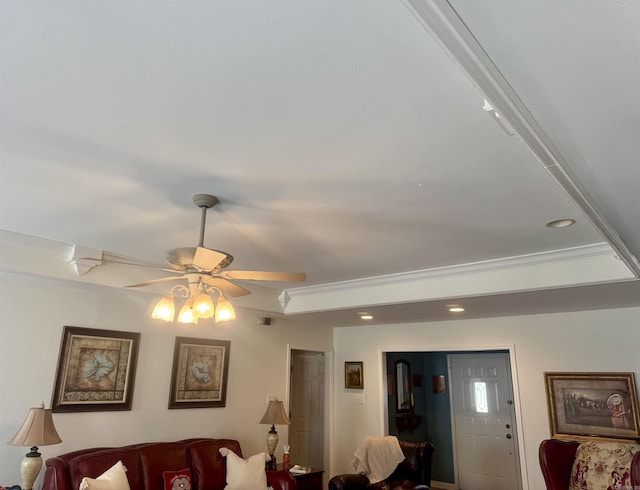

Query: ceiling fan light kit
left=133, top=194, right=304, bottom=325
left=151, top=284, right=236, bottom=324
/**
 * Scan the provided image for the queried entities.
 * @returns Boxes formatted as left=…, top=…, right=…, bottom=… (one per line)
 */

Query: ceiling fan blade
left=193, top=246, right=231, bottom=271
left=126, top=276, right=186, bottom=288
left=218, top=270, right=306, bottom=282
left=201, top=276, right=251, bottom=297
left=80, top=257, right=174, bottom=271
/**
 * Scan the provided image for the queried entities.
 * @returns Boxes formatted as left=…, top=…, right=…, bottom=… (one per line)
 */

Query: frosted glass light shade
left=151, top=294, right=175, bottom=321
left=192, top=291, right=214, bottom=319
left=177, top=303, right=198, bottom=324
left=214, top=295, right=236, bottom=322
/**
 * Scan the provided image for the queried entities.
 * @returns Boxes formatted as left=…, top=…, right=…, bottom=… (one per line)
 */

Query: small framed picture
left=51, top=326, right=140, bottom=412
left=544, top=372, right=640, bottom=441
left=169, top=337, right=230, bottom=409
left=432, top=375, right=447, bottom=394
left=345, top=361, right=364, bottom=389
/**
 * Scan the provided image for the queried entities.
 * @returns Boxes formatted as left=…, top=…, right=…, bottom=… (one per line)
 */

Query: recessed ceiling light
left=359, top=313, right=374, bottom=320
left=447, top=305, right=465, bottom=313
left=546, top=218, right=576, bottom=228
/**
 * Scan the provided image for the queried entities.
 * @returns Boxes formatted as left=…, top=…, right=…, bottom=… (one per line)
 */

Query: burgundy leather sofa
left=43, top=438, right=296, bottom=490
left=539, top=438, right=640, bottom=489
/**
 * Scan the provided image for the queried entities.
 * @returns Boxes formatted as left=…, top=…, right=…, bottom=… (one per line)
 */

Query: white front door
left=449, top=354, right=521, bottom=490
left=288, top=349, right=325, bottom=469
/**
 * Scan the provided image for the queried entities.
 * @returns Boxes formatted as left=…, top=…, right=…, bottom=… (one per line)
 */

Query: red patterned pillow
left=163, top=468, right=192, bottom=490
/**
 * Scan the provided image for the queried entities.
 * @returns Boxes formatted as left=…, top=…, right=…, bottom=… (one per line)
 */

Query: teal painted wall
left=422, top=352, right=454, bottom=483
left=386, top=351, right=453, bottom=483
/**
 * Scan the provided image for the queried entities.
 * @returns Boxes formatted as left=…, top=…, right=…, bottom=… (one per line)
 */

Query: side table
left=289, top=468, right=324, bottom=490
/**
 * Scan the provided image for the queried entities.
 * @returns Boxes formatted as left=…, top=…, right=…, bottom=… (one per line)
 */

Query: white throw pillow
left=219, top=447, right=271, bottom=490
left=79, top=460, right=131, bottom=490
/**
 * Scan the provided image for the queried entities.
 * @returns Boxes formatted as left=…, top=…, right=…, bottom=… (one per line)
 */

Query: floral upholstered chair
left=569, top=441, right=640, bottom=490
left=540, top=439, right=640, bottom=490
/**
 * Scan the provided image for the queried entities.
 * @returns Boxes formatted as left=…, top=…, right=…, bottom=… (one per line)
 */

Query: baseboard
left=430, top=480, right=456, bottom=490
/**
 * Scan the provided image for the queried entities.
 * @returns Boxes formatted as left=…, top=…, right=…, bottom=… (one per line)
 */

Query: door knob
left=506, top=434, right=512, bottom=439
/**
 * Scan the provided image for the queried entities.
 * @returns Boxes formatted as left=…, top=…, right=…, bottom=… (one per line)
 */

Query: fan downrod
left=193, top=194, right=219, bottom=209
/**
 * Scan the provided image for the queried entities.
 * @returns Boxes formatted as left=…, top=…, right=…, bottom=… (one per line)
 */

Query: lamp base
left=265, top=425, right=279, bottom=470
left=20, top=447, right=43, bottom=490
left=266, top=454, right=277, bottom=470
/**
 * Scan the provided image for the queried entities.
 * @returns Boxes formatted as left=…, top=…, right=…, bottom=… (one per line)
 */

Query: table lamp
left=7, top=403, right=62, bottom=490
left=259, top=399, right=290, bottom=470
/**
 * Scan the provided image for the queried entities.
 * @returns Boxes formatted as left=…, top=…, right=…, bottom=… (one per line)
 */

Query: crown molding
left=287, top=243, right=615, bottom=296
left=281, top=244, right=634, bottom=314
left=0, top=229, right=71, bottom=256
left=400, top=0, right=640, bottom=277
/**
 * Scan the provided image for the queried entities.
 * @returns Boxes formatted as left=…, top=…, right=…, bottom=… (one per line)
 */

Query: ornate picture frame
left=169, top=337, right=230, bottom=409
left=51, top=326, right=140, bottom=412
left=345, top=361, right=364, bottom=389
left=544, top=372, right=640, bottom=442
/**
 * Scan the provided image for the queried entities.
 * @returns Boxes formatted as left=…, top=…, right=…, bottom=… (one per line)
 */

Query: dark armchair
left=329, top=440, right=435, bottom=490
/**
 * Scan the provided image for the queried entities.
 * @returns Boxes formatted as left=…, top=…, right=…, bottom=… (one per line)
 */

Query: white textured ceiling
left=1, top=1, right=638, bottom=325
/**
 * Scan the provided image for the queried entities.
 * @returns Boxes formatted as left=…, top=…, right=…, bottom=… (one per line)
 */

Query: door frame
left=286, top=344, right=333, bottom=479
left=381, top=345, right=528, bottom=490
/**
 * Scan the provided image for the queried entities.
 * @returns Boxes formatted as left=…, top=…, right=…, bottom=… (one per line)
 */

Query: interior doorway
left=385, top=350, right=522, bottom=490
left=288, top=349, right=326, bottom=469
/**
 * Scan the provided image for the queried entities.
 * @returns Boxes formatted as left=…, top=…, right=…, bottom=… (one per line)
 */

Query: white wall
left=0, top=273, right=333, bottom=486
left=331, top=307, right=640, bottom=490
left=3, top=269, right=639, bottom=490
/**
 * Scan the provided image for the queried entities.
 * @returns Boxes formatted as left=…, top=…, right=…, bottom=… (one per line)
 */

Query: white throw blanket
left=351, top=436, right=405, bottom=484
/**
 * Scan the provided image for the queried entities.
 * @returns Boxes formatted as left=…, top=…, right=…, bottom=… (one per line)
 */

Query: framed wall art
left=544, top=372, right=640, bottom=442
left=51, top=326, right=140, bottom=412
left=345, top=361, right=364, bottom=389
left=432, top=375, right=447, bottom=394
left=169, top=337, right=230, bottom=409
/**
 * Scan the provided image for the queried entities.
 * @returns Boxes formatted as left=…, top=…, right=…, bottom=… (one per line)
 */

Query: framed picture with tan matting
left=51, top=326, right=140, bottom=412
left=169, top=337, right=230, bottom=409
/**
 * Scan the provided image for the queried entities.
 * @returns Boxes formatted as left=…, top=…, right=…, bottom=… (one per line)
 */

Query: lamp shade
left=7, top=406, right=62, bottom=447
left=192, top=290, right=214, bottom=319
left=151, top=294, right=176, bottom=322
left=177, top=302, right=198, bottom=324
left=259, top=400, right=290, bottom=426
left=214, top=294, right=236, bottom=323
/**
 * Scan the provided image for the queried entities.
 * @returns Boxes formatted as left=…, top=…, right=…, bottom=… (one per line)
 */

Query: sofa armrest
left=44, top=459, right=71, bottom=490
left=328, top=473, right=370, bottom=490
left=539, top=439, right=580, bottom=490
left=267, top=469, right=297, bottom=490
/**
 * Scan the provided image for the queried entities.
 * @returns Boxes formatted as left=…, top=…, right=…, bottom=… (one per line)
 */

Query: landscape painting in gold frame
left=544, top=372, right=640, bottom=442
left=345, top=361, right=364, bottom=389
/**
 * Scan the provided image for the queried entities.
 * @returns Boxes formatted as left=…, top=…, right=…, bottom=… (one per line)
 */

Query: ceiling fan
left=124, top=193, right=306, bottom=297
